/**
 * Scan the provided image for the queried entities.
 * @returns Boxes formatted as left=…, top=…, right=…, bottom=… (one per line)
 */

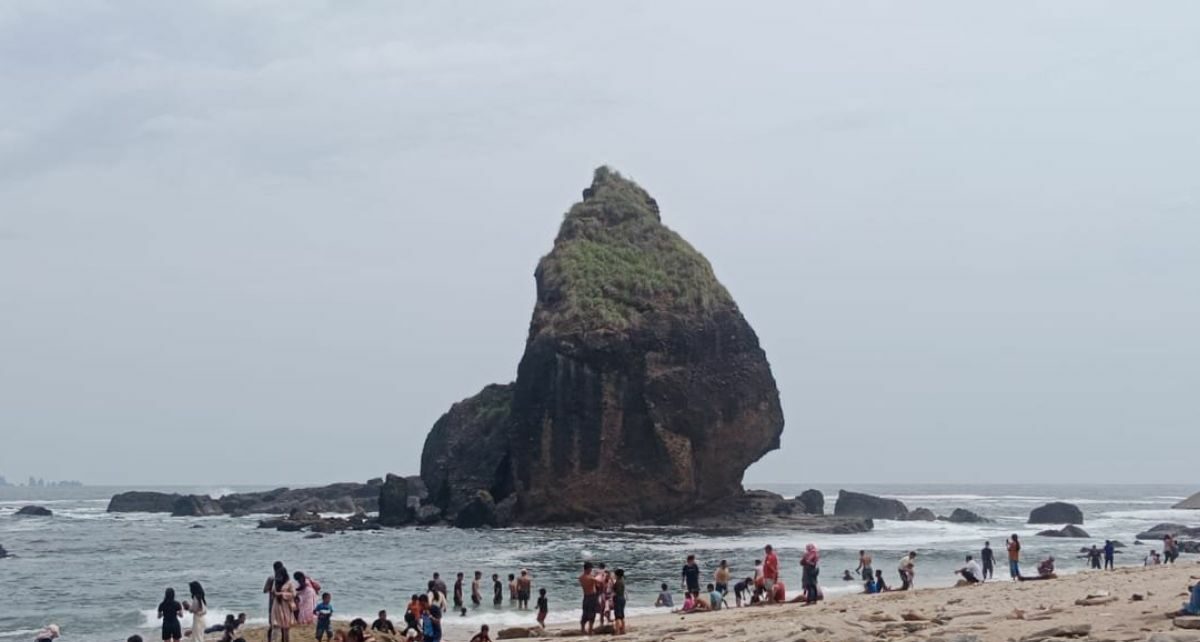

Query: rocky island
left=107, top=168, right=872, bottom=534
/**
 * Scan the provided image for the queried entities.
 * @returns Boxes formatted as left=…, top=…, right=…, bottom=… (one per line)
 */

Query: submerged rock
left=834, top=490, right=909, bottom=520
left=1036, top=525, right=1090, bottom=538
left=420, top=168, right=784, bottom=525
left=109, top=482, right=380, bottom=516
left=15, top=505, right=52, bottom=517
left=0, top=544, right=8, bottom=558
left=946, top=508, right=989, bottom=523
left=903, top=507, right=937, bottom=522
left=1028, top=502, right=1083, bottom=525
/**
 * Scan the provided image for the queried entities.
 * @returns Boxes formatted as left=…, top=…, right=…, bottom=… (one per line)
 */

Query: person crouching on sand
left=655, top=583, right=674, bottom=608
left=956, top=555, right=982, bottom=585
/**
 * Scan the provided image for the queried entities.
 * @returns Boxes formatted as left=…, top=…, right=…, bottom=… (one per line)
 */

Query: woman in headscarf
left=800, top=544, right=821, bottom=604
left=294, top=572, right=321, bottom=628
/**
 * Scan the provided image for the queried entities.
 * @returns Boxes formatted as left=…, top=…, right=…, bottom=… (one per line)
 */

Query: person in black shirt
left=681, top=555, right=701, bottom=594
left=370, top=611, right=395, bottom=634
left=158, top=588, right=183, bottom=642
left=536, top=588, right=548, bottom=628
left=453, top=573, right=464, bottom=609
left=492, top=574, right=503, bottom=607
left=981, top=542, right=995, bottom=580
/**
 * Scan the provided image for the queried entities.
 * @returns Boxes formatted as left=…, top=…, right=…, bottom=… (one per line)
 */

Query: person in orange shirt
left=1006, top=534, right=1022, bottom=580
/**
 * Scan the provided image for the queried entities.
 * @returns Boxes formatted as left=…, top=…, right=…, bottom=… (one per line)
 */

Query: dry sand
left=236, top=563, right=1200, bottom=642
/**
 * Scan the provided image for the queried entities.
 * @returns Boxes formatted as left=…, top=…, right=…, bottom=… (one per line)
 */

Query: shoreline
left=228, top=563, right=1200, bottom=642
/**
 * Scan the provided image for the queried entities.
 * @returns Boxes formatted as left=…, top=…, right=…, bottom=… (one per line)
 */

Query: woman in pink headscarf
left=800, top=544, right=821, bottom=604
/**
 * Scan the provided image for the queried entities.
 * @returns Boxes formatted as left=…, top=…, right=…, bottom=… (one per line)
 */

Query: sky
left=1, top=1, right=1197, bottom=487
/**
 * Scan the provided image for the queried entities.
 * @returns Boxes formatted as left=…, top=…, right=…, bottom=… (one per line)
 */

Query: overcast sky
left=2, top=1, right=1197, bottom=487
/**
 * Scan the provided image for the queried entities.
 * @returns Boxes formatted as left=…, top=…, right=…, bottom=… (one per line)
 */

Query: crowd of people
left=28, top=531, right=1194, bottom=642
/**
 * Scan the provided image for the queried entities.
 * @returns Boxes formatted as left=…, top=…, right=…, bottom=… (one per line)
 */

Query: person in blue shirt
left=707, top=583, right=725, bottom=611
left=1103, top=540, right=1116, bottom=570
left=314, top=593, right=333, bottom=642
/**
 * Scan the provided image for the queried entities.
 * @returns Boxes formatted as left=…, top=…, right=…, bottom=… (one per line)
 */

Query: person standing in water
left=453, top=573, right=465, bottom=611
left=856, top=550, right=873, bottom=582
left=517, top=570, right=532, bottom=610
left=185, top=582, right=208, bottom=642
left=492, top=574, right=503, bottom=607
left=1104, top=540, right=1116, bottom=570
left=159, top=588, right=184, bottom=642
left=471, top=572, right=483, bottom=608
left=800, top=544, right=821, bottom=604
left=1006, top=534, right=1022, bottom=580
left=714, top=560, right=731, bottom=596
left=681, top=555, right=701, bottom=597
left=897, top=552, right=917, bottom=591
left=536, top=588, right=548, bottom=628
left=612, top=569, right=627, bottom=635
left=579, top=562, right=599, bottom=635
left=762, top=546, right=779, bottom=604
left=981, top=542, right=995, bottom=580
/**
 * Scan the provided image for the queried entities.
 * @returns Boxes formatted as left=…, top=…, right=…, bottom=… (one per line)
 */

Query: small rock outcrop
left=15, top=505, right=52, bottom=517
left=108, top=491, right=182, bottom=513
left=903, top=507, right=937, bottom=522
left=678, top=490, right=872, bottom=532
left=1037, top=525, right=1090, bottom=538
left=946, top=508, right=988, bottom=523
left=798, top=489, right=825, bottom=515
left=1137, top=523, right=1200, bottom=540
left=378, top=474, right=429, bottom=526
left=1174, top=492, right=1200, bottom=510
left=419, top=168, right=785, bottom=525
left=258, top=511, right=381, bottom=534
left=1028, top=502, right=1083, bottom=525
left=108, top=481, right=382, bottom=516
left=834, top=490, right=909, bottom=520
left=0, top=544, right=8, bottom=558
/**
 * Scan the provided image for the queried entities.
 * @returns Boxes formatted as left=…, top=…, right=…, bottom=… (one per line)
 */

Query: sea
left=1, top=483, right=1195, bottom=642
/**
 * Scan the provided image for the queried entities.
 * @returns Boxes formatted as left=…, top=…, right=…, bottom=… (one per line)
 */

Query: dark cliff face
left=418, top=167, right=784, bottom=524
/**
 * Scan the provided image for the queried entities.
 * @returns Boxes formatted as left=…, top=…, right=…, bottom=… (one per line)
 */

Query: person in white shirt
left=956, top=555, right=982, bottom=584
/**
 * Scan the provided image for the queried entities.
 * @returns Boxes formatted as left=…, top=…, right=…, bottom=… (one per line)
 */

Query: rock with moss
left=420, top=167, right=784, bottom=524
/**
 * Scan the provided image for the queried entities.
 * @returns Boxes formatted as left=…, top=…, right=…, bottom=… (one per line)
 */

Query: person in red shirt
left=763, top=545, right=780, bottom=603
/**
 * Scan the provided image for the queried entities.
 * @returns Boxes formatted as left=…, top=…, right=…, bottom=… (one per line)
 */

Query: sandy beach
left=232, top=563, right=1200, bottom=642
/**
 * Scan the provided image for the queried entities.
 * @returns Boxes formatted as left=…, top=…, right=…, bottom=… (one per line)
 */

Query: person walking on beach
left=185, top=582, right=208, bottom=642
left=159, top=588, right=184, bottom=642
left=981, top=542, right=995, bottom=580
left=856, top=550, right=873, bottom=582
left=294, top=573, right=320, bottom=629
left=897, top=552, right=916, bottom=591
left=271, top=568, right=296, bottom=642
left=1007, top=535, right=1022, bottom=580
left=801, top=544, right=821, bottom=604
left=536, top=588, right=548, bottom=628
left=579, top=561, right=599, bottom=635
left=763, top=546, right=780, bottom=603
left=1104, top=540, right=1116, bottom=570
left=681, top=555, right=702, bottom=597
left=314, top=593, right=333, bottom=642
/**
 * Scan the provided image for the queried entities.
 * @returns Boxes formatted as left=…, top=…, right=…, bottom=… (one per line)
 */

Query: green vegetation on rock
left=534, top=167, right=733, bottom=334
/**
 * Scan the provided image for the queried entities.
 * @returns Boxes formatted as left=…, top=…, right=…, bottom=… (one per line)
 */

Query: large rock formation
left=108, top=491, right=182, bottom=513
left=798, top=489, right=825, bottom=515
left=1136, top=523, right=1200, bottom=540
left=833, top=490, right=910, bottom=520
left=1028, top=502, right=1084, bottom=525
left=417, top=168, right=785, bottom=525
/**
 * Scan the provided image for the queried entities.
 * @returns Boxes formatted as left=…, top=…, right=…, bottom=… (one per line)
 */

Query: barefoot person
left=681, top=555, right=701, bottom=598
left=898, top=552, right=917, bottom=591
left=800, top=544, right=820, bottom=604
left=454, top=573, right=465, bottom=611
left=1007, top=535, right=1022, bottom=580
left=579, top=562, right=599, bottom=635
left=536, top=588, right=548, bottom=628
left=856, top=550, right=873, bottom=582
left=613, top=569, right=627, bottom=635
left=263, top=562, right=284, bottom=642
left=294, top=573, right=320, bottom=631
left=981, top=542, right=995, bottom=580
left=159, top=588, right=184, bottom=642
left=517, top=570, right=532, bottom=610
